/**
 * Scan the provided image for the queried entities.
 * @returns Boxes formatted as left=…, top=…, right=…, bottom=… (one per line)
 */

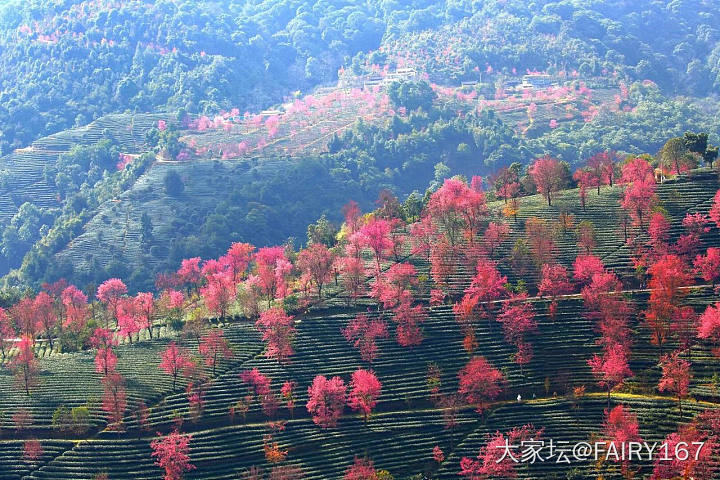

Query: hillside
left=0, top=162, right=718, bottom=478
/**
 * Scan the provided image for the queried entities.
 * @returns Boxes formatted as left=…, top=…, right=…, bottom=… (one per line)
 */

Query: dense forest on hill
left=2, top=0, right=720, bottom=154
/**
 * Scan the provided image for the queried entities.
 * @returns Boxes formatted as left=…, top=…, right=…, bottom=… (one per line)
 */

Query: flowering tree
left=11, top=336, right=38, bottom=395
left=0, top=307, right=13, bottom=360
left=710, top=189, right=720, bottom=228
left=460, top=424, right=539, bottom=479
left=698, top=302, right=720, bottom=355
left=573, top=169, right=595, bottom=210
left=134, top=292, right=155, bottom=339
left=255, top=246, right=291, bottom=307
left=483, top=222, right=509, bottom=258
left=220, top=242, right=254, bottom=283
left=342, top=313, right=388, bottom=363
left=297, top=243, right=334, bottom=299
left=344, top=457, right=377, bottom=480
left=393, top=300, right=426, bottom=347
left=374, top=262, right=417, bottom=309
left=280, top=380, right=296, bottom=418
left=497, top=295, right=537, bottom=373
left=651, top=423, right=717, bottom=480
left=200, top=270, right=235, bottom=321
left=150, top=430, right=195, bottom=480
left=239, top=368, right=271, bottom=398
left=573, top=254, right=605, bottom=285
left=695, top=247, right=720, bottom=285
left=603, top=405, right=642, bottom=477
left=101, top=371, right=127, bottom=428
left=658, top=351, right=692, bottom=413
left=33, top=292, right=57, bottom=350
left=358, top=218, right=394, bottom=276
left=538, top=263, right=573, bottom=319
left=160, top=342, right=192, bottom=390
left=61, top=285, right=89, bottom=347
left=409, top=215, right=437, bottom=260
left=91, top=328, right=118, bottom=375
left=198, top=329, right=232, bottom=375
left=427, top=177, right=487, bottom=246
left=340, top=256, right=365, bottom=305
left=458, top=356, right=505, bottom=413
left=645, top=255, right=692, bottom=356
left=96, top=278, right=127, bottom=327
left=255, top=308, right=296, bottom=363
left=529, top=155, right=565, bottom=206
left=177, top=257, right=202, bottom=292
left=588, top=345, right=633, bottom=407
left=307, top=375, right=346, bottom=428
left=525, top=218, right=556, bottom=267
left=348, top=369, right=382, bottom=423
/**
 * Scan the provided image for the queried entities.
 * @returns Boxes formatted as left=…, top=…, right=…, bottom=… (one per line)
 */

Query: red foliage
left=239, top=368, right=271, bottom=398
left=573, top=169, right=596, bottom=210
left=621, top=157, right=655, bottom=184
left=460, top=424, right=539, bottom=479
left=658, top=351, right=692, bottom=410
left=358, top=218, right=394, bottom=275
left=458, top=356, right=506, bottom=413
left=709, top=189, right=720, bottom=228
left=61, top=285, right=89, bottom=333
left=160, top=341, right=192, bottom=390
left=344, top=457, right=377, bottom=480
left=573, top=254, right=605, bottom=285
left=492, top=166, right=521, bottom=203
left=645, top=255, right=692, bottom=353
left=483, top=222, right=509, bottom=257
left=698, top=302, right=720, bottom=355
left=428, top=177, right=488, bottom=245
left=393, top=299, right=426, bottom=347
left=255, top=246, right=291, bottom=305
left=525, top=218, right=556, bottom=266
left=433, top=445, right=445, bottom=463
left=373, top=263, right=417, bottom=309
left=101, top=371, right=127, bottom=428
left=150, top=430, right=195, bottom=480
left=694, top=247, right=720, bottom=284
left=648, top=212, right=670, bottom=251
left=621, top=176, right=657, bottom=229
left=11, top=297, right=36, bottom=337
left=198, top=329, right=232, bottom=375
left=33, top=292, right=57, bottom=350
left=10, top=336, right=38, bottom=395
left=497, top=295, right=537, bottom=368
left=342, top=313, right=388, bottom=363
left=255, top=307, right=295, bottom=363
left=176, top=257, right=202, bottom=290
left=348, top=369, right=382, bottom=422
left=538, top=264, right=573, bottom=298
left=459, top=259, right=507, bottom=319
left=409, top=215, right=437, bottom=259
left=200, top=270, right=235, bottom=320
left=297, top=243, right=334, bottom=299
left=306, top=375, right=346, bottom=428
left=529, top=155, right=564, bottom=206
left=220, top=242, right=254, bottom=283
left=588, top=345, right=632, bottom=402
left=340, top=256, right=366, bottom=304
left=96, top=278, right=127, bottom=325
left=134, top=292, right=155, bottom=338
left=603, top=405, right=642, bottom=475
left=23, top=439, right=43, bottom=462
left=651, top=423, right=717, bottom=480
left=342, top=200, right=362, bottom=235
